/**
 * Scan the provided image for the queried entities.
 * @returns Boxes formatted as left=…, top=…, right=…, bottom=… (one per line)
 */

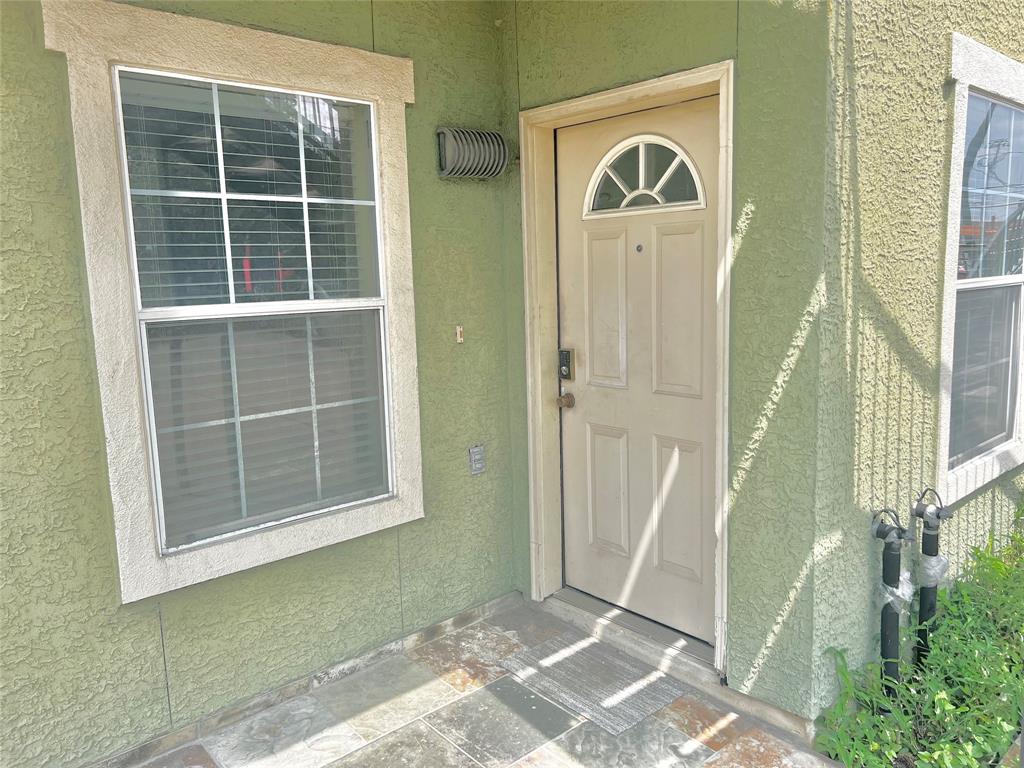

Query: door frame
left=519, top=61, right=734, bottom=673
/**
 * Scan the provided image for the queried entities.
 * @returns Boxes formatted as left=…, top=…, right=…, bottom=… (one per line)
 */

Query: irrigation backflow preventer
left=870, top=489, right=954, bottom=696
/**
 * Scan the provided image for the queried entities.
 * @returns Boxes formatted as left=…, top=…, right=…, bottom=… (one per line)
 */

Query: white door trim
left=519, top=61, right=734, bottom=673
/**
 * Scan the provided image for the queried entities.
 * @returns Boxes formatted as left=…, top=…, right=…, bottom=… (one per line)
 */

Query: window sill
left=120, top=495, right=422, bottom=602
left=940, top=438, right=1024, bottom=505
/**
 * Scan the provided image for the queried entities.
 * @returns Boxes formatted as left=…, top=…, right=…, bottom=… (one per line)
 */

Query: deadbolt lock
left=558, top=348, right=575, bottom=381
left=556, top=392, right=576, bottom=409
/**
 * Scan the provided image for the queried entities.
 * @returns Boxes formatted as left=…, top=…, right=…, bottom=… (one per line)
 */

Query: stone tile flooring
left=135, top=603, right=837, bottom=768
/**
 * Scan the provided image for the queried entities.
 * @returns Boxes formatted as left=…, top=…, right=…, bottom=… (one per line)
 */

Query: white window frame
left=937, top=33, right=1024, bottom=505
left=43, top=0, right=423, bottom=602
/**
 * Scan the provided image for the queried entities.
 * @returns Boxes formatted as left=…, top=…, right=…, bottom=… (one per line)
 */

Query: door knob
left=556, top=392, right=575, bottom=409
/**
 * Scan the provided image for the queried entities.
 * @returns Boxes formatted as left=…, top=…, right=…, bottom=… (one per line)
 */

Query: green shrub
left=817, top=533, right=1024, bottom=768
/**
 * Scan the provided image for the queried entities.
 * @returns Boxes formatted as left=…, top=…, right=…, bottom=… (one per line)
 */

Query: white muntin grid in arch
left=583, top=133, right=706, bottom=219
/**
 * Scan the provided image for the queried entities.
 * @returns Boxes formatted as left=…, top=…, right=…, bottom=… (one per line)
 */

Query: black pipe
left=912, top=489, right=950, bottom=664
left=873, top=511, right=911, bottom=696
left=916, top=519, right=939, bottom=661
left=880, top=528, right=903, bottom=688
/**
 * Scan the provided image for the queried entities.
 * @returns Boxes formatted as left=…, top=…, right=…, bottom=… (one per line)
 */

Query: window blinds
left=119, top=69, right=389, bottom=549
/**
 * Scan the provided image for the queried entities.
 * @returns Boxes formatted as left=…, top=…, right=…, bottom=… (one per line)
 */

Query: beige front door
left=556, top=98, right=718, bottom=641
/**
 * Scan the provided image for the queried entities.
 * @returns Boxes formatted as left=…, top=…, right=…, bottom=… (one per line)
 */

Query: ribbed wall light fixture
left=436, top=127, right=509, bottom=179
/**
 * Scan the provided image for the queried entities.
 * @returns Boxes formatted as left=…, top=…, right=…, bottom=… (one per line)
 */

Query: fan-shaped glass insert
left=587, top=136, right=703, bottom=216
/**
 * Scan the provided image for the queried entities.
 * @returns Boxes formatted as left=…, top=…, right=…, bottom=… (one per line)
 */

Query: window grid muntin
left=949, top=89, right=1024, bottom=469
left=117, top=67, right=382, bottom=315
left=114, top=66, right=395, bottom=553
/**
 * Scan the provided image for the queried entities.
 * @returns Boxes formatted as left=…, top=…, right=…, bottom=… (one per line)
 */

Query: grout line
left=421, top=718, right=487, bottom=767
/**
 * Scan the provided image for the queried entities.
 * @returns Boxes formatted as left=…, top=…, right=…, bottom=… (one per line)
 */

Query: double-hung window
left=121, top=70, right=390, bottom=549
left=938, top=34, right=1024, bottom=503
left=43, top=1, right=422, bottom=601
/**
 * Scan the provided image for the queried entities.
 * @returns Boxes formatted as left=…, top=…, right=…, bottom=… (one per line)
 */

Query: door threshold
left=549, top=587, right=716, bottom=666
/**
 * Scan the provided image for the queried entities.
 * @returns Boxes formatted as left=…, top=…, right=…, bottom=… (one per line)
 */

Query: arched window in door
left=584, top=134, right=705, bottom=217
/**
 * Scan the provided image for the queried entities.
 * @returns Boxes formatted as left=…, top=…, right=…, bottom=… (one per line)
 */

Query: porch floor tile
left=513, top=718, right=713, bottom=767
left=200, top=695, right=365, bottom=768
left=407, top=622, right=524, bottom=691
left=116, top=601, right=839, bottom=768
left=424, top=676, right=581, bottom=768
left=326, top=720, right=478, bottom=768
left=484, top=605, right=575, bottom=648
left=138, top=744, right=218, bottom=768
left=310, top=655, right=460, bottom=741
left=654, top=693, right=754, bottom=751
left=702, top=728, right=831, bottom=767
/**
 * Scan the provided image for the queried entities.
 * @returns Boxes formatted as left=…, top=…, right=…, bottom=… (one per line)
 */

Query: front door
left=556, top=98, right=718, bottom=641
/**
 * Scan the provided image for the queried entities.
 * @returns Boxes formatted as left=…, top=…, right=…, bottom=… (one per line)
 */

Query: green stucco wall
left=3, top=1, right=1023, bottom=764
left=813, top=0, right=1024, bottom=713
left=1, top=2, right=523, bottom=765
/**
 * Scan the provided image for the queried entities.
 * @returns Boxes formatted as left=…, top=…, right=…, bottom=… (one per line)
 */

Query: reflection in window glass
left=645, top=143, right=677, bottom=188
left=308, top=203, right=380, bottom=298
left=218, top=86, right=301, bottom=197
left=120, top=73, right=219, bottom=193
left=228, top=200, right=308, bottom=302
left=592, top=172, right=627, bottom=211
left=611, top=145, right=640, bottom=191
left=659, top=163, right=699, bottom=203
left=958, top=94, right=1024, bottom=280
left=300, top=96, right=374, bottom=201
left=131, top=195, right=229, bottom=307
left=950, top=92, right=1023, bottom=469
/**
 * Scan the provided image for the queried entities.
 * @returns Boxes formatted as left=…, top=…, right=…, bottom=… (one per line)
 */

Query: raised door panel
left=652, top=435, right=703, bottom=582
left=584, top=228, right=628, bottom=388
left=587, top=423, right=630, bottom=557
left=652, top=222, right=703, bottom=397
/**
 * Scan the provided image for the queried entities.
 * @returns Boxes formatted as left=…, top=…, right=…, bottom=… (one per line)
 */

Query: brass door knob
left=556, top=392, right=575, bottom=409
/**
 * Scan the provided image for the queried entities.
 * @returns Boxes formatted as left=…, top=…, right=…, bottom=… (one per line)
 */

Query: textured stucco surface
left=813, top=0, right=1024, bottom=714
left=5, top=0, right=1024, bottom=764
left=1, top=6, right=170, bottom=763
left=2, top=2, right=520, bottom=765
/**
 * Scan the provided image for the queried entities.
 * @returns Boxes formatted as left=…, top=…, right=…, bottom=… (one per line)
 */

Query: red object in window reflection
left=243, top=244, right=253, bottom=293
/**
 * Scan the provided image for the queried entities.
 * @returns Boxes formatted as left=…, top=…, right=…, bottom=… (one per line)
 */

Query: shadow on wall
left=727, top=0, right=1023, bottom=718
left=815, top=0, right=1023, bottom=714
